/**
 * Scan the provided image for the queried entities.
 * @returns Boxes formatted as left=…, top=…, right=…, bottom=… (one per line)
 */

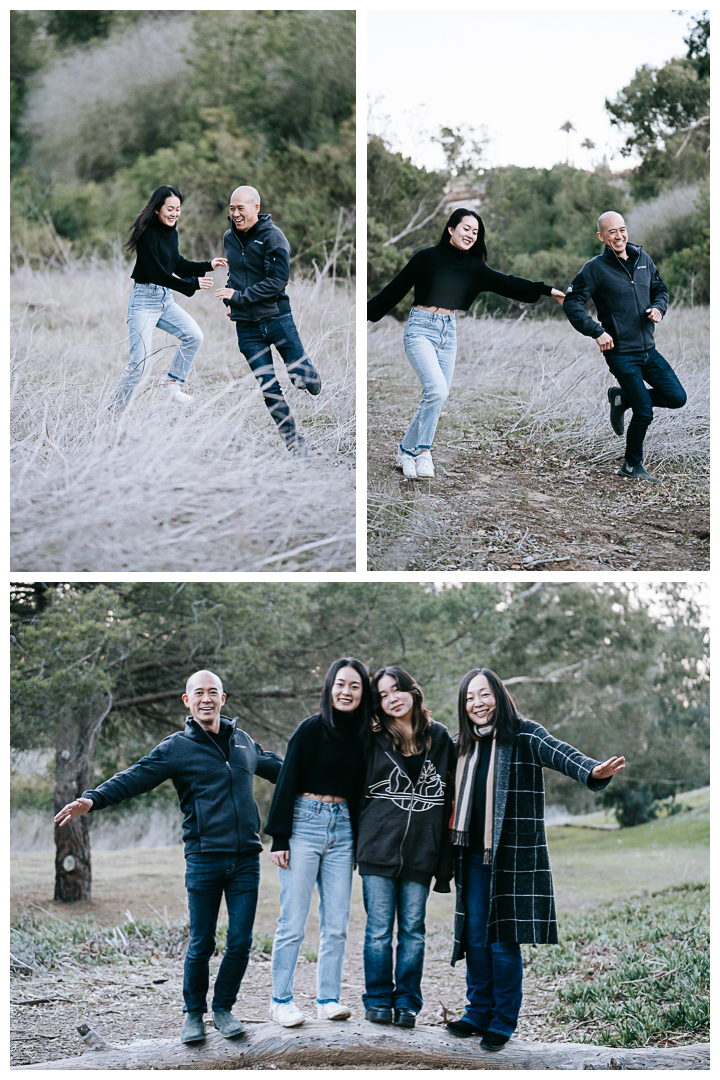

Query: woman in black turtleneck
left=367, top=208, right=565, bottom=479
left=264, top=658, right=371, bottom=1028
left=109, top=185, right=227, bottom=411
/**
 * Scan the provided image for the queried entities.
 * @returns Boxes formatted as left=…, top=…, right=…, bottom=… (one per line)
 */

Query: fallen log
left=14, top=1019, right=710, bottom=1070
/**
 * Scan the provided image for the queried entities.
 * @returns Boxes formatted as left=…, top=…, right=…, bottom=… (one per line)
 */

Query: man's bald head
left=596, top=211, right=629, bottom=259
left=183, top=670, right=226, bottom=731
left=186, top=669, right=223, bottom=695
left=229, top=187, right=261, bottom=232
left=232, top=185, right=260, bottom=205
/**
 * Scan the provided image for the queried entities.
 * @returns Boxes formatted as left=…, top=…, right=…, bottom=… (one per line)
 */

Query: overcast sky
left=368, top=9, right=700, bottom=172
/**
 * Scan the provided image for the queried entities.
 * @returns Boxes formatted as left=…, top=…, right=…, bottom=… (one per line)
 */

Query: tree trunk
left=13, top=1021, right=710, bottom=1071
left=53, top=696, right=112, bottom=903
left=53, top=725, right=92, bottom=903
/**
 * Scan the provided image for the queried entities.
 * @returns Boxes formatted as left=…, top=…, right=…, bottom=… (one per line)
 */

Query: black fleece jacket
left=264, top=713, right=367, bottom=850
left=222, top=213, right=292, bottom=322
left=356, top=720, right=456, bottom=891
left=367, top=244, right=553, bottom=322
left=81, top=716, right=283, bottom=855
left=563, top=243, right=669, bottom=355
left=131, top=216, right=212, bottom=297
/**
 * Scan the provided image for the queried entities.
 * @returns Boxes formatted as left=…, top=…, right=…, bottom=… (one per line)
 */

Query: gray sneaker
left=618, top=460, right=661, bottom=483
left=212, top=1009, right=246, bottom=1038
left=181, top=1010, right=206, bottom=1043
left=288, top=434, right=309, bottom=459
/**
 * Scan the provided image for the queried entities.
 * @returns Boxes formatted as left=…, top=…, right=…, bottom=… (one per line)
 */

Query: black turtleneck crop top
left=367, top=244, right=553, bottom=322
left=131, top=216, right=213, bottom=297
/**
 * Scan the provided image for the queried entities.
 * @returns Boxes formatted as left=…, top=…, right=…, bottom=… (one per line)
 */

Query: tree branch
left=673, top=115, right=710, bottom=157
left=110, top=687, right=325, bottom=710
left=382, top=194, right=448, bottom=247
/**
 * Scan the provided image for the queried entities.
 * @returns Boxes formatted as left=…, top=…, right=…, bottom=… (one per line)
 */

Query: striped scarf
left=450, top=724, right=496, bottom=863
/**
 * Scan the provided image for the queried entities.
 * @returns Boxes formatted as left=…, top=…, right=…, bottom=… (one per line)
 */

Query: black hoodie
left=356, top=719, right=456, bottom=891
left=222, top=213, right=292, bottom=322
left=81, top=716, right=283, bottom=855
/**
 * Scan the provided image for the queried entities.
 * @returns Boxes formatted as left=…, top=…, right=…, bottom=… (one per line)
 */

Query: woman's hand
left=271, top=850, right=290, bottom=870
left=216, top=287, right=235, bottom=301
left=54, top=797, right=93, bottom=827
left=590, top=756, right=626, bottom=781
left=551, top=288, right=565, bottom=306
left=197, top=276, right=214, bottom=290
left=211, top=258, right=228, bottom=270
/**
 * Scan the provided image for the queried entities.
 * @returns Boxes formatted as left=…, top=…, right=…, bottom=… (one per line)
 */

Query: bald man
left=215, top=186, right=322, bottom=458
left=563, top=211, right=686, bottom=482
left=54, top=669, right=283, bottom=1045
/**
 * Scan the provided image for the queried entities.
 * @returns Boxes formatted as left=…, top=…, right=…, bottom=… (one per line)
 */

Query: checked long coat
left=451, top=719, right=611, bottom=962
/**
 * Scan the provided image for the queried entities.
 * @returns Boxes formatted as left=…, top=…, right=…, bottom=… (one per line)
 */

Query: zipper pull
left=226, top=761, right=231, bottom=769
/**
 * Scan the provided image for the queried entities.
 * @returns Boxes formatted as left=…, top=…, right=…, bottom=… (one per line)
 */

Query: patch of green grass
left=301, top=946, right=318, bottom=962
left=523, top=882, right=709, bottom=1047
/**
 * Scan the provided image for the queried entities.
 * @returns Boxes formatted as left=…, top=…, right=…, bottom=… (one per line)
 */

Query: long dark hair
left=371, top=666, right=432, bottom=755
left=318, top=657, right=371, bottom=734
left=437, top=207, right=488, bottom=263
left=126, top=185, right=183, bottom=253
left=456, top=667, right=523, bottom=754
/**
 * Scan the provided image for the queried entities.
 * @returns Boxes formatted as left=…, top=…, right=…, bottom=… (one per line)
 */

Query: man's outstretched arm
left=54, top=742, right=175, bottom=826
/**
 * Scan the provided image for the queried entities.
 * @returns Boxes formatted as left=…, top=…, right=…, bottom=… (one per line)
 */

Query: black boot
left=446, top=1018, right=485, bottom=1038
left=365, top=1006, right=393, bottom=1024
left=393, top=1009, right=416, bottom=1028
left=480, top=1030, right=511, bottom=1051
left=618, top=460, right=661, bottom=483
left=608, top=387, right=628, bottom=436
left=181, top=1010, right=206, bottom=1043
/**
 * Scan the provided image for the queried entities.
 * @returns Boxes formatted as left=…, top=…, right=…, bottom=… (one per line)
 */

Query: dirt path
left=367, top=319, right=709, bottom=572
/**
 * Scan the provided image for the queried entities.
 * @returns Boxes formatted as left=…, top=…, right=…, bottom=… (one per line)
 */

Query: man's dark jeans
left=183, top=851, right=260, bottom=1014
left=463, top=855, right=523, bottom=1037
left=235, top=312, right=316, bottom=447
left=605, top=348, right=686, bottom=467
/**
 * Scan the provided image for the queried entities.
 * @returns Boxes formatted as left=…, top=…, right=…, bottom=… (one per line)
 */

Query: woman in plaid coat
left=446, top=667, right=625, bottom=1051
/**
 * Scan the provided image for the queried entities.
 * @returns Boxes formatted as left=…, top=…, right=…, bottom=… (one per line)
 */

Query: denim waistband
left=132, top=282, right=171, bottom=294
left=294, top=795, right=348, bottom=814
left=409, top=307, right=456, bottom=323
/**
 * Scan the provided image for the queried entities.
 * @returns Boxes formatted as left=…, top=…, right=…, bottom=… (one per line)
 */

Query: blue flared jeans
left=400, top=308, right=457, bottom=455
left=463, top=855, right=524, bottom=1036
left=362, top=875, right=430, bottom=1015
left=271, top=798, right=354, bottom=1005
left=110, top=283, right=204, bottom=409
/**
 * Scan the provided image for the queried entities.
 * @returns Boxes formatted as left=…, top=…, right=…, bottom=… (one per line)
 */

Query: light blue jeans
left=271, top=797, right=354, bottom=1005
left=110, top=283, right=204, bottom=409
left=400, top=308, right=457, bottom=455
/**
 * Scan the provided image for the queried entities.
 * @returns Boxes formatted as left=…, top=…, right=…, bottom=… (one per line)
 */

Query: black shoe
left=618, top=460, right=661, bottom=483
left=481, top=1030, right=511, bottom=1051
left=393, top=1009, right=416, bottom=1029
left=608, top=386, right=627, bottom=437
left=446, top=1018, right=485, bottom=1038
left=365, top=1007, right=393, bottom=1024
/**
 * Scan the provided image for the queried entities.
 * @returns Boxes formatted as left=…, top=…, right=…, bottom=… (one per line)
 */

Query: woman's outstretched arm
left=367, top=251, right=424, bottom=322
left=526, top=721, right=623, bottom=791
left=477, top=262, right=561, bottom=305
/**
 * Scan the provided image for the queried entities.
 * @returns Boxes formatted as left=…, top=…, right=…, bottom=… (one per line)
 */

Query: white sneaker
left=270, top=1000, right=306, bottom=1027
left=316, top=1001, right=351, bottom=1021
left=395, top=449, right=417, bottom=479
left=416, top=452, right=435, bottom=478
left=162, top=384, right=194, bottom=405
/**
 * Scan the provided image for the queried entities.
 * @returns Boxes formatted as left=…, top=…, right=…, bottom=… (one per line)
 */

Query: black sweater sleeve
left=367, top=250, right=425, bottom=322
left=478, top=262, right=553, bottom=303
left=434, top=732, right=456, bottom=891
left=138, top=231, right=201, bottom=297
left=175, top=254, right=213, bottom=279
left=264, top=722, right=312, bottom=849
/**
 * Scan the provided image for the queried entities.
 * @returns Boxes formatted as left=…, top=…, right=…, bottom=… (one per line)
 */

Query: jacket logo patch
left=566, top=285, right=573, bottom=292
left=368, top=760, right=445, bottom=812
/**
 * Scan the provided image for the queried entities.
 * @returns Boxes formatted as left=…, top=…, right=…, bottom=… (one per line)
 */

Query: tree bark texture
left=53, top=695, right=112, bottom=903
left=14, top=1021, right=710, bottom=1071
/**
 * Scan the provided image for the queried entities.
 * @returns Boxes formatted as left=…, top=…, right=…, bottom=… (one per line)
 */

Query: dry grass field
left=11, top=264, right=355, bottom=571
left=368, top=307, right=709, bottom=571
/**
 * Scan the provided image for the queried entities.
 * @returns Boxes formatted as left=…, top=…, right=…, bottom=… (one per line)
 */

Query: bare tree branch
left=673, top=115, right=710, bottom=157
left=382, top=194, right=448, bottom=247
